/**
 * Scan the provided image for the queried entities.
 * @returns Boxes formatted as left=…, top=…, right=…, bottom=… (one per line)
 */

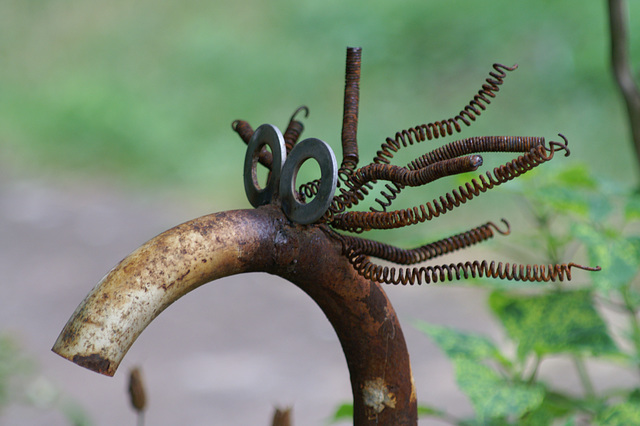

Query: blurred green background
left=2, top=0, right=638, bottom=206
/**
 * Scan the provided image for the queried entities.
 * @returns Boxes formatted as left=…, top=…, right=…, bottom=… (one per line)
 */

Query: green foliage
left=595, top=402, right=640, bottom=425
left=408, top=165, right=640, bottom=424
left=572, top=224, right=640, bottom=292
left=412, top=322, right=505, bottom=362
left=328, top=402, right=353, bottom=423
left=454, top=358, right=545, bottom=422
left=489, top=290, right=617, bottom=359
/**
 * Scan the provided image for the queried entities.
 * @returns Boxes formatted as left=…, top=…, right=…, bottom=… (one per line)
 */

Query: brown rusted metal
left=52, top=205, right=417, bottom=425
left=327, top=138, right=573, bottom=232
left=54, top=46, right=602, bottom=426
left=232, top=119, right=273, bottom=169
left=53, top=209, right=274, bottom=375
left=337, top=220, right=511, bottom=265
left=340, top=46, right=362, bottom=175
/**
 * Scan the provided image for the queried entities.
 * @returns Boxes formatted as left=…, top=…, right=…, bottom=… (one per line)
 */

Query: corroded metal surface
left=52, top=208, right=276, bottom=376
left=52, top=205, right=417, bottom=424
left=54, top=46, right=601, bottom=426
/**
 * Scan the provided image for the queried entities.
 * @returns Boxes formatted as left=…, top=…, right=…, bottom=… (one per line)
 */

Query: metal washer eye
left=280, top=138, right=338, bottom=225
left=243, top=124, right=286, bottom=208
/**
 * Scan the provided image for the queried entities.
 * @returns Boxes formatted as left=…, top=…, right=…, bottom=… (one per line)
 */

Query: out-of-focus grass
left=1, top=0, right=638, bottom=212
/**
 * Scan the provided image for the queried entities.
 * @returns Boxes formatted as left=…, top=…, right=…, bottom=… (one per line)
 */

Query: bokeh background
left=1, top=1, right=639, bottom=424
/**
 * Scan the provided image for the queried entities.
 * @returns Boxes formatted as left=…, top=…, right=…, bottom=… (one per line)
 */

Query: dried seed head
left=128, top=366, right=147, bottom=412
left=271, top=406, right=292, bottom=426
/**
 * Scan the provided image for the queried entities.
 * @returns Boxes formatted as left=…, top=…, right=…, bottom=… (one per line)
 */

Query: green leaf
left=532, top=186, right=590, bottom=217
left=554, top=164, right=599, bottom=190
left=629, top=388, right=640, bottom=403
left=596, top=402, right=640, bottom=425
left=517, top=163, right=613, bottom=222
left=417, top=404, right=444, bottom=417
left=587, top=193, right=613, bottom=223
left=328, top=403, right=353, bottom=423
left=572, top=224, right=640, bottom=292
left=519, top=391, right=577, bottom=425
left=489, top=290, right=618, bottom=359
left=454, top=358, right=544, bottom=421
left=532, top=186, right=612, bottom=222
left=413, top=321, right=504, bottom=362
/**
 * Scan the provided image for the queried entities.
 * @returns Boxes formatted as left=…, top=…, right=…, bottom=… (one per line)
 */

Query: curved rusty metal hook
left=52, top=206, right=417, bottom=425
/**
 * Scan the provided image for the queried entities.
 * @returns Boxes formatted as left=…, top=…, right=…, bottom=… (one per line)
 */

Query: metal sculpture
left=53, top=47, right=599, bottom=425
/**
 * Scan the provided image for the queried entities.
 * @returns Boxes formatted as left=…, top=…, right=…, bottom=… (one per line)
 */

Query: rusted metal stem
left=52, top=206, right=417, bottom=425
left=340, top=47, right=362, bottom=175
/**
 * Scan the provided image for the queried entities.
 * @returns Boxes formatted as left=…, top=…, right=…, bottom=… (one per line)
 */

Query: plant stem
left=527, top=355, right=542, bottom=384
left=608, top=0, right=640, bottom=179
left=573, top=356, right=596, bottom=399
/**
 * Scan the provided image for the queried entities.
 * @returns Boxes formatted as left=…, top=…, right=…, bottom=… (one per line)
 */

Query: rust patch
left=363, top=377, right=396, bottom=415
left=72, top=353, right=112, bottom=375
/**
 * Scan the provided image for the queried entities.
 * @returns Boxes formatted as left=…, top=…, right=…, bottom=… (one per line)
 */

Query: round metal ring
left=279, top=138, right=338, bottom=224
left=243, top=124, right=286, bottom=208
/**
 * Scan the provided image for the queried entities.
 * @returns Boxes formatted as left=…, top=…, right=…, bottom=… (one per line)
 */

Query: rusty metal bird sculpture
left=52, top=47, right=599, bottom=425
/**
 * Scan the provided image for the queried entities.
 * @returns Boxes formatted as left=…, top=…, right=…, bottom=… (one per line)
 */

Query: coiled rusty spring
left=339, top=220, right=511, bottom=265
left=329, top=137, right=570, bottom=232
left=373, top=63, right=517, bottom=166
left=233, top=47, right=600, bottom=286
left=335, top=218, right=599, bottom=285
left=348, top=254, right=599, bottom=285
left=363, top=64, right=520, bottom=212
left=371, top=135, right=545, bottom=212
left=326, top=135, right=546, bottom=216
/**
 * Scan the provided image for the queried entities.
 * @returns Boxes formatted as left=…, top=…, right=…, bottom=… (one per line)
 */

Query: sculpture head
left=52, top=47, right=598, bottom=424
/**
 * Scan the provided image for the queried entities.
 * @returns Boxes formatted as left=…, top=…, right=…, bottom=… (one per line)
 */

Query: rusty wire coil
left=347, top=252, right=599, bottom=285
left=321, top=175, right=373, bottom=220
left=354, top=155, right=482, bottom=188
left=329, top=138, right=570, bottom=232
left=373, top=63, right=518, bottom=166
left=298, top=178, right=321, bottom=201
left=338, top=220, right=510, bottom=265
left=232, top=48, right=600, bottom=289
left=340, top=47, right=362, bottom=176
left=371, top=135, right=544, bottom=212
left=324, top=155, right=482, bottom=219
left=408, top=135, right=544, bottom=170
left=283, top=106, right=309, bottom=154
left=232, top=119, right=254, bottom=144
left=371, top=182, right=404, bottom=213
